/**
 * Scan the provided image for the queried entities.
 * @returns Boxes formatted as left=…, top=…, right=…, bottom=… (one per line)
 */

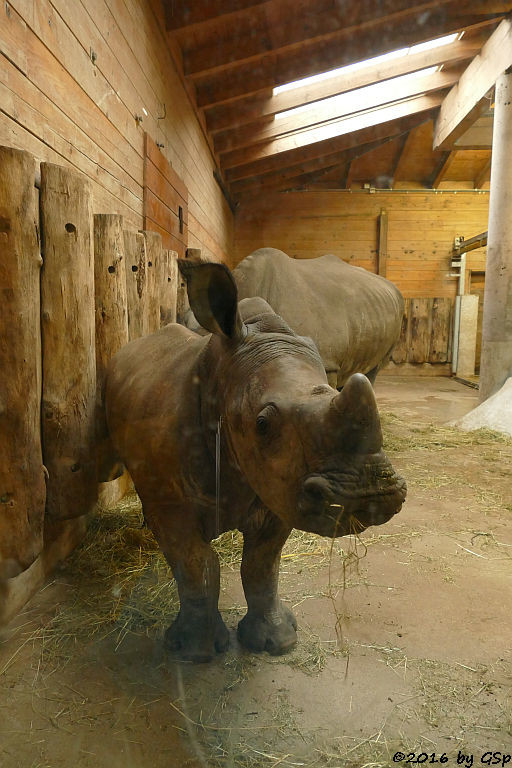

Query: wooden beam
left=378, top=209, right=389, bottom=277
left=162, top=0, right=269, bottom=31
left=194, top=12, right=502, bottom=107
left=431, top=150, right=458, bottom=187
left=390, top=132, right=411, bottom=184
left=227, top=113, right=432, bottom=188
left=433, top=18, right=512, bottom=148
left=185, top=0, right=451, bottom=76
left=214, top=69, right=460, bottom=155
left=454, top=231, right=488, bottom=255
left=474, top=156, right=492, bottom=188
left=230, top=139, right=400, bottom=197
left=222, top=94, right=445, bottom=174
left=205, top=39, right=481, bottom=134
left=254, top=135, right=404, bottom=194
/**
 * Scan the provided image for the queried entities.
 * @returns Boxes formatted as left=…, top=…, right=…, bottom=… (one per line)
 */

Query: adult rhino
left=105, top=261, right=406, bottom=663
left=233, top=248, right=404, bottom=389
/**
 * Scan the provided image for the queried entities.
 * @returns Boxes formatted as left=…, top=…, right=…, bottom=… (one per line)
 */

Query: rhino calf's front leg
left=238, top=509, right=296, bottom=655
left=144, top=504, right=229, bottom=663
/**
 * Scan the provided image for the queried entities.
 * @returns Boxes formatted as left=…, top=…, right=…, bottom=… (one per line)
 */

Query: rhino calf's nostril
left=303, top=478, right=328, bottom=502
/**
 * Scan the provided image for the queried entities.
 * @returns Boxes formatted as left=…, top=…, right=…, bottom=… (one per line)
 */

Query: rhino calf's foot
left=165, top=609, right=230, bottom=663
left=237, top=602, right=297, bottom=655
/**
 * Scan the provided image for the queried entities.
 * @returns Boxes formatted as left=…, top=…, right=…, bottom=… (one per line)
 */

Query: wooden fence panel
left=429, top=298, right=452, bottom=363
left=0, top=147, right=46, bottom=576
left=40, top=162, right=97, bottom=520
left=408, top=298, right=433, bottom=364
left=124, top=229, right=148, bottom=341
left=94, top=214, right=128, bottom=481
left=142, top=229, right=163, bottom=334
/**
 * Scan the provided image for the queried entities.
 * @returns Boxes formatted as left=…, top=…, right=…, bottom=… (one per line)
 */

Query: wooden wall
left=0, top=0, right=233, bottom=263
left=234, top=190, right=489, bottom=299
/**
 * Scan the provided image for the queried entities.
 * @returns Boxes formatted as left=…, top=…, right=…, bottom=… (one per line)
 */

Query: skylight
left=273, top=32, right=461, bottom=96
left=275, top=65, right=439, bottom=122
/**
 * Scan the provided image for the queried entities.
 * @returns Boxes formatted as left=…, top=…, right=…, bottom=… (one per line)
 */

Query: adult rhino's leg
left=238, top=506, right=296, bottom=655
left=144, top=502, right=229, bottom=663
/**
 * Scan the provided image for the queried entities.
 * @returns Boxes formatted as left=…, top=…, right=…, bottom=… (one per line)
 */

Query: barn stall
left=1, top=2, right=512, bottom=766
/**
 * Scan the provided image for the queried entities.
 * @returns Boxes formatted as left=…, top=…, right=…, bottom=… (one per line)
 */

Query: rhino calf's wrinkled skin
left=105, top=262, right=407, bottom=663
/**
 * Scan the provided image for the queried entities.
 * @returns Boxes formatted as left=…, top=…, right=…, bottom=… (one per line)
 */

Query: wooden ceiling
left=159, top=0, right=512, bottom=201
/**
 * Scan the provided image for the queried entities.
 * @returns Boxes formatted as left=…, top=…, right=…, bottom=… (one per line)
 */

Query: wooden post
left=377, top=209, right=388, bottom=277
left=123, top=230, right=147, bottom=341
left=0, top=147, right=46, bottom=577
left=479, top=68, right=512, bottom=401
left=142, top=230, right=163, bottom=334
left=40, top=163, right=97, bottom=520
left=94, top=214, right=129, bottom=480
left=160, top=249, right=178, bottom=326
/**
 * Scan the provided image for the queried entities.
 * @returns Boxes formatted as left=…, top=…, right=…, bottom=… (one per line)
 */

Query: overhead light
left=142, top=107, right=148, bottom=116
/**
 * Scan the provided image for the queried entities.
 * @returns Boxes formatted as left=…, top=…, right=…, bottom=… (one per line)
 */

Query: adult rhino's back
left=234, top=248, right=404, bottom=387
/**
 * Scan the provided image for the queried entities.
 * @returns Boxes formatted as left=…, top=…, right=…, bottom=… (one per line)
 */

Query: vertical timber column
left=160, top=250, right=178, bottom=326
left=123, top=230, right=147, bottom=341
left=94, top=214, right=129, bottom=480
left=143, top=230, right=163, bottom=333
left=0, top=147, right=46, bottom=578
left=479, top=68, right=512, bottom=401
left=40, top=163, right=97, bottom=520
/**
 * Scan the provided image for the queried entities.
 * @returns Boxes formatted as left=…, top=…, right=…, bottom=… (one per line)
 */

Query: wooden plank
left=434, top=19, right=512, bottom=149
left=94, top=214, right=129, bottom=481
left=377, top=209, right=388, bottom=277
left=40, top=162, right=97, bottom=520
left=0, top=146, right=45, bottom=577
left=145, top=156, right=189, bottom=223
left=429, top=297, right=452, bottom=362
left=160, top=249, right=178, bottom=326
left=144, top=188, right=188, bottom=244
left=142, top=230, right=163, bottom=334
left=0, top=0, right=28, bottom=74
left=163, top=0, right=268, bottom=30
left=391, top=301, right=409, bottom=364
left=123, top=229, right=148, bottom=340
left=407, top=298, right=433, bottom=363
left=144, top=133, right=189, bottom=204
left=432, top=151, right=459, bottom=188
left=205, top=40, right=481, bottom=134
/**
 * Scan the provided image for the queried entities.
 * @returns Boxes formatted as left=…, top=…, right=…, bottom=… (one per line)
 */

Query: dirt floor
left=1, top=376, right=511, bottom=768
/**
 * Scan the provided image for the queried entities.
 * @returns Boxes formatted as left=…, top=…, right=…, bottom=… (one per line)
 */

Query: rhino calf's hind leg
left=144, top=503, right=229, bottom=663
left=238, top=508, right=296, bottom=655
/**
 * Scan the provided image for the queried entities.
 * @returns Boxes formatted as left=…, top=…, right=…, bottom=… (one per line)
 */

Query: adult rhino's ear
left=178, top=260, right=245, bottom=340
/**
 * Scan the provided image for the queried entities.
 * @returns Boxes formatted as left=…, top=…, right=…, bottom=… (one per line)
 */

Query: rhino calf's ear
left=178, top=260, right=245, bottom=340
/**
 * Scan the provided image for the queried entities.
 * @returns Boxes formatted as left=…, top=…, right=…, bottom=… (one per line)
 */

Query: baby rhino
left=105, top=261, right=406, bottom=662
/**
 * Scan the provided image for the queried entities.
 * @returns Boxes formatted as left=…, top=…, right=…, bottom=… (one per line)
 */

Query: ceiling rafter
left=162, top=0, right=269, bottom=32
left=182, top=0, right=453, bottom=76
left=431, top=150, right=459, bottom=187
left=474, top=156, right=492, bottom=188
left=233, top=133, right=409, bottom=197
left=222, top=94, right=445, bottom=175
left=214, top=67, right=461, bottom=156
left=192, top=14, right=502, bottom=107
left=205, top=38, right=481, bottom=135
left=227, top=111, right=437, bottom=184
left=434, top=18, right=512, bottom=148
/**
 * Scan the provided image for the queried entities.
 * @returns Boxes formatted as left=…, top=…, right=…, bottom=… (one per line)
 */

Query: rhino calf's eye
left=256, top=416, right=269, bottom=435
